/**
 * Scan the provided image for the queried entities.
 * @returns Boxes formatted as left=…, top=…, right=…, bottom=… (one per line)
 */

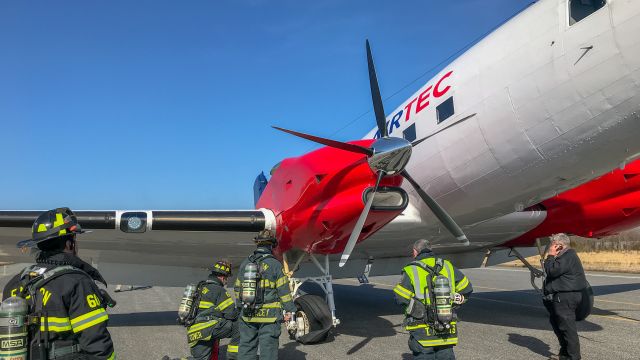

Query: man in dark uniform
left=393, top=239, right=472, bottom=360
left=234, top=230, right=296, bottom=360
left=543, top=233, right=588, bottom=360
left=2, top=207, right=116, bottom=359
left=184, top=260, right=239, bottom=360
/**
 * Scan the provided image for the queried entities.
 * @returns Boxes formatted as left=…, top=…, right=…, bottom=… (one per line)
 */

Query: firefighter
left=184, top=260, right=239, bottom=360
left=234, top=230, right=296, bottom=360
left=393, top=239, right=473, bottom=360
left=2, top=207, right=116, bottom=359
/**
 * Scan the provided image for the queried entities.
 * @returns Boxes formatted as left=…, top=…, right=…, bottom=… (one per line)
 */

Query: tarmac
left=2, top=265, right=639, bottom=360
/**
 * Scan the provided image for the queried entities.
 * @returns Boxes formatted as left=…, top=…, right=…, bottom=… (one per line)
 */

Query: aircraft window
left=436, top=96, right=454, bottom=124
left=403, top=123, right=417, bottom=142
left=569, top=0, right=606, bottom=25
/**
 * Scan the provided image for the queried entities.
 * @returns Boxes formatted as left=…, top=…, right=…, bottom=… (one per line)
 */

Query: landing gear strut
left=283, top=252, right=338, bottom=344
left=509, top=238, right=549, bottom=293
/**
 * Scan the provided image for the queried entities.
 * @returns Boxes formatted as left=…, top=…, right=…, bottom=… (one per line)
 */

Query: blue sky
left=1, top=0, right=533, bottom=210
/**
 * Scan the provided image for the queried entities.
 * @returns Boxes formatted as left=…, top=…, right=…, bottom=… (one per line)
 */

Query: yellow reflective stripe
left=38, top=223, right=48, bottom=232
left=227, top=345, right=238, bottom=353
left=188, top=320, right=218, bottom=334
left=215, top=298, right=234, bottom=311
left=261, top=301, right=281, bottom=309
left=418, top=338, right=458, bottom=346
left=280, top=294, right=292, bottom=303
left=394, top=284, right=413, bottom=297
left=394, top=287, right=412, bottom=300
left=456, top=277, right=469, bottom=292
left=40, top=316, right=72, bottom=332
left=71, top=308, right=109, bottom=333
left=276, top=276, right=288, bottom=287
left=260, top=279, right=276, bottom=288
left=405, top=324, right=428, bottom=330
left=107, top=351, right=116, bottom=360
left=199, top=301, right=214, bottom=309
left=242, top=316, right=278, bottom=323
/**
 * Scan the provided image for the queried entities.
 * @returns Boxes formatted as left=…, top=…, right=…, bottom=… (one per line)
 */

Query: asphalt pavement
left=2, top=264, right=639, bottom=360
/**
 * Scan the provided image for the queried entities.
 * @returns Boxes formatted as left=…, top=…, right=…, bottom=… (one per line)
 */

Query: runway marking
left=474, top=267, right=640, bottom=280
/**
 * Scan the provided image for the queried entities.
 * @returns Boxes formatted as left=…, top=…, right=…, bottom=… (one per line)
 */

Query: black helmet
left=17, top=207, right=85, bottom=248
left=210, top=260, right=232, bottom=277
left=254, top=229, right=278, bottom=248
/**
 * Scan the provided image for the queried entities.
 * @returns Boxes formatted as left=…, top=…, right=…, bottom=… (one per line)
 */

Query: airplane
left=2, top=0, right=640, bottom=343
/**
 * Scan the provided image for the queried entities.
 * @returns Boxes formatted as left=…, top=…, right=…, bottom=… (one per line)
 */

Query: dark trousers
left=191, top=320, right=240, bottom=360
left=408, top=335, right=455, bottom=360
left=238, top=320, right=281, bottom=360
left=544, top=292, right=582, bottom=360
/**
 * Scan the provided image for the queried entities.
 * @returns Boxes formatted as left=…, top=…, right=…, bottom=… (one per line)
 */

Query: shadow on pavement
left=110, top=311, right=178, bottom=327
left=508, top=333, right=553, bottom=358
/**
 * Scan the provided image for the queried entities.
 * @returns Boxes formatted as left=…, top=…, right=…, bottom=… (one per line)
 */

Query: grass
left=502, top=250, right=640, bottom=273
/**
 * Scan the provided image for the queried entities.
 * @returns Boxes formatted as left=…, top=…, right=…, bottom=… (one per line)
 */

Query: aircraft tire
left=291, top=294, right=333, bottom=344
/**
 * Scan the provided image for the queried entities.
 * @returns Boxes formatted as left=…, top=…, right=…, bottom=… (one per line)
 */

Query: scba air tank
left=241, top=262, right=259, bottom=308
left=0, top=296, right=28, bottom=360
left=434, top=276, right=453, bottom=325
left=178, top=284, right=197, bottom=324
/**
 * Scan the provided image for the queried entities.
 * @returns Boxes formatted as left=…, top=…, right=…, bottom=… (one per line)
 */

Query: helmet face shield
left=17, top=207, right=85, bottom=248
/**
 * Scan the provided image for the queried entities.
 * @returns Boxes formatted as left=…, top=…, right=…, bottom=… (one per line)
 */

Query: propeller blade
left=401, top=170, right=470, bottom=245
left=366, top=40, right=388, bottom=138
left=272, top=126, right=373, bottom=156
left=339, top=171, right=384, bottom=267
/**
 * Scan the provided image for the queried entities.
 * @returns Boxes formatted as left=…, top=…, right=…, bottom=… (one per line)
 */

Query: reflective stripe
left=188, top=320, right=218, bottom=334
left=418, top=338, right=458, bottom=346
left=242, top=316, right=278, bottom=323
left=215, top=298, right=234, bottom=311
left=199, top=301, right=214, bottom=309
left=276, top=276, right=288, bottom=287
left=280, top=294, right=292, bottom=303
left=40, top=316, right=72, bottom=332
left=260, top=279, right=276, bottom=288
left=227, top=345, right=238, bottom=353
left=393, top=287, right=412, bottom=300
left=107, top=351, right=116, bottom=360
left=405, top=323, right=428, bottom=330
left=456, top=277, right=469, bottom=292
left=393, top=284, right=413, bottom=299
left=409, top=266, right=424, bottom=300
left=261, top=301, right=281, bottom=309
left=71, top=308, right=109, bottom=333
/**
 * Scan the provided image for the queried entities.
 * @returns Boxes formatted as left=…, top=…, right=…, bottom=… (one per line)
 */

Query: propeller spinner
left=273, top=40, right=469, bottom=268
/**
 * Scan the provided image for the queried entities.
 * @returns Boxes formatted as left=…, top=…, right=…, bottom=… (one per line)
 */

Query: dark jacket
left=544, top=248, right=588, bottom=294
left=234, top=246, right=296, bottom=323
left=2, top=251, right=115, bottom=359
left=195, top=275, right=238, bottom=321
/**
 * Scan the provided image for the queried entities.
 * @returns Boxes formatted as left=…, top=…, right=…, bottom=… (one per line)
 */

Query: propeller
left=273, top=40, right=470, bottom=267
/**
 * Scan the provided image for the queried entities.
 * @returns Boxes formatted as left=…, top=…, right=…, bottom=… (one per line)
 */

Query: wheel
left=289, top=294, right=333, bottom=344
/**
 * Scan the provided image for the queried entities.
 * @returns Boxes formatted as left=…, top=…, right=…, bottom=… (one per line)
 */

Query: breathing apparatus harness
left=1, top=263, right=115, bottom=360
left=405, top=258, right=456, bottom=333
left=240, top=252, right=274, bottom=315
left=178, top=279, right=228, bottom=327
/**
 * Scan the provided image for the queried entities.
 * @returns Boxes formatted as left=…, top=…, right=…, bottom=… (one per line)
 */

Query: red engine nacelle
left=256, top=139, right=405, bottom=256
left=505, top=159, right=640, bottom=247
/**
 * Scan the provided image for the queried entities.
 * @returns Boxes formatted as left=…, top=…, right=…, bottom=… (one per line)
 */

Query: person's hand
left=548, top=243, right=560, bottom=257
left=283, top=312, right=292, bottom=322
left=452, top=293, right=465, bottom=305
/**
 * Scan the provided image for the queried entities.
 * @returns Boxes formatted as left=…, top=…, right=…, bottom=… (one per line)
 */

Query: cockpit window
left=569, top=0, right=606, bottom=26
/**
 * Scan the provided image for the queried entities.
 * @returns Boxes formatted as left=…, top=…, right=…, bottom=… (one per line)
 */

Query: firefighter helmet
left=210, top=260, right=232, bottom=277
left=17, top=207, right=85, bottom=248
left=254, top=229, right=278, bottom=247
